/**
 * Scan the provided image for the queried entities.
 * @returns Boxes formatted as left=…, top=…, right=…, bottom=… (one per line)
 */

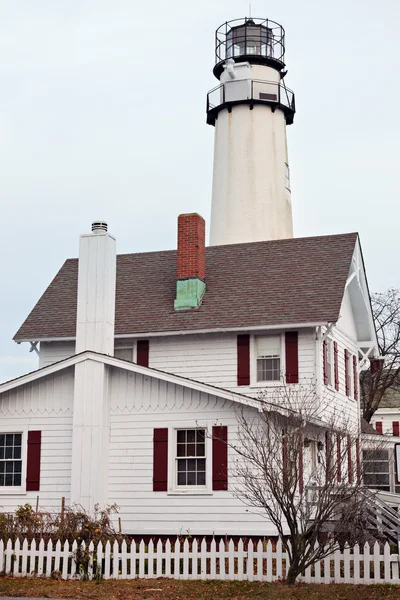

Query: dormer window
left=256, top=336, right=281, bottom=382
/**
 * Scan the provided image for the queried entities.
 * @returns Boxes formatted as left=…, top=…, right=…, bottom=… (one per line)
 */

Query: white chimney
left=71, top=221, right=116, bottom=512
left=75, top=221, right=116, bottom=356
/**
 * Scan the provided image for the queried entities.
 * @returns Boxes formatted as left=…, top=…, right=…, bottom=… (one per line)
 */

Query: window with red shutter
left=393, top=422, right=400, bottom=437
left=285, top=332, right=298, bottom=384
left=237, top=335, right=250, bottom=386
left=375, top=422, right=383, bottom=434
left=0, top=433, right=23, bottom=488
left=137, top=340, right=149, bottom=367
left=26, top=431, right=41, bottom=492
left=334, top=342, right=339, bottom=391
left=153, top=428, right=168, bottom=491
left=212, top=426, right=228, bottom=490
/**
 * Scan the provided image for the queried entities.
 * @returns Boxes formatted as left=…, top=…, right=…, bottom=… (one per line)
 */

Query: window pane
left=14, top=434, right=21, bottom=446
left=5, top=435, right=13, bottom=447
left=5, top=462, right=13, bottom=474
left=257, top=336, right=280, bottom=357
left=187, top=471, right=196, bottom=485
left=257, top=357, right=280, bottom=381
left=187, top=459, right=197, bottom=471
left=14, top=474, right=21, bottom=486
left=177, top=472, right=186, bottom=485
left=14, top=462, right=22, bottom=474
left=13, top=447, right=21, bottom=460
left=0, top=448, right=4, bottom=460
left=187, top=430, right=196, bottom=443
left=186, top=444, right=195, bottom=456
left=196, top=443, right=205, bottom=457
left=197, top=458, right=206, bottom=471
left=177, top=459, right=186, bottom=472
left=0, top=463, right=4, bottom=474
left=177, top=444, right=186, bottom=457
left=0, top=474, right=4, bottom=486
left=197, top=471, right=206, bottom=485
left=5, top=474, right=13, bottom=486
left=177, top=431, right=186, bottom=444
left=197, top=430, right=205, bottom=443
left=5, top=447, right=12, bottom=459
left=0, top=435, right=4, bottom=447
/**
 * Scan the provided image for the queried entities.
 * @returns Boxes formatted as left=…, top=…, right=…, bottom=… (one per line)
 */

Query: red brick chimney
left=175, top=213, right=206, bottom=309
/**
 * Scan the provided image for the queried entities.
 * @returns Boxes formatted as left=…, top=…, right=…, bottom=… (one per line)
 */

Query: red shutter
left=298, top=436, right=304, bottom=494
left=334, top=342, right=339, bottom=391
left=337, top=434, right=342, bottom=483
left=353, top=355, right=358, bottom=400
left=285, top=332, right=298, bottom=384
left=153, top=428, right=168, bottom=491
left=325, top=432, right=332, bottom=481
left=137, top=340, right=149, bottom=367
left=323, top=340, right=328, bottom=385
left=212, top=426, right=228, bottom=491
left=393, top=422, right=400, bottom=437
left=347, top=435, right=353, bottom=484
left=282, top=433, right=289, bottom=489
left=26, top=431, right=41, bottom=492
left=237, top=335, right=250, bottom=386
left=375, top=421, right=383, bottom=434
left=356, top=437, right=361, bottom=483
left=344, top=349, right=349, bottom=396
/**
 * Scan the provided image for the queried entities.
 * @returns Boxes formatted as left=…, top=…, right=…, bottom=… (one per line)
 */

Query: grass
left=0, top=578, right=400, bottom=599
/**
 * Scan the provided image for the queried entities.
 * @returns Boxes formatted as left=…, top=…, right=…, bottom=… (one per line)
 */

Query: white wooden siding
left=39, top=342, right=75, bottom=369
left=0, top=368, right=74, bottom=512
left=108, top=367, right=274, bottom=536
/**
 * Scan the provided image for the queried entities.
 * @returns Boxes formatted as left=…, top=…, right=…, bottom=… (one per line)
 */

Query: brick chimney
left=174, top=213, right=206, bottom=310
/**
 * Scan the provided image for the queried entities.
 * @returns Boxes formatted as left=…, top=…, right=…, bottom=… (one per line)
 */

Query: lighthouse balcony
left=206, top=79, right=295, bottom=126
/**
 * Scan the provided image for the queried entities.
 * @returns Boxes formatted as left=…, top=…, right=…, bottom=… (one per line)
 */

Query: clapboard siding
left=0, top=369, right=74, bottom=512
left=108, top=367, right=272, bottom=535
left=39, top=342, right=76, bottom=368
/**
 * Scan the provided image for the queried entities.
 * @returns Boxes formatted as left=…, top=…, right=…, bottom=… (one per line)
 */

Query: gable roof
left=14, top=233, right=358, bottom=341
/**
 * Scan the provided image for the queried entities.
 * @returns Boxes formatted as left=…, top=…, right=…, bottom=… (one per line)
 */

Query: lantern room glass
left=226, top=21, right=274, bottom=59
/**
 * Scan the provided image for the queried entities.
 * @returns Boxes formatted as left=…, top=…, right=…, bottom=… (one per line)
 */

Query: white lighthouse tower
left=207, top=18, right=296, bottom=246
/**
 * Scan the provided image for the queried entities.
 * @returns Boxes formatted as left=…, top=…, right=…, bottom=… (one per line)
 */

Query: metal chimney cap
left=91, top=221, right=108, bottom=233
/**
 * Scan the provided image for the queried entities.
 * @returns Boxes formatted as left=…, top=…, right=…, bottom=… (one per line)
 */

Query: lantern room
left=214, top=17, right=286, bottom=79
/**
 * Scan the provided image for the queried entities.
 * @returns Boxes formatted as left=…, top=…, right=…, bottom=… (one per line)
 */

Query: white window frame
left=0, top=426, right=27, bottom=496
left=250, top=333, right=285, bottom=387
left=167, top=425, right=213, bottom=496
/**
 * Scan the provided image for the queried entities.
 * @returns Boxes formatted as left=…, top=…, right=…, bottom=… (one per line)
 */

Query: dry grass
left=0, top=578, right=400, bottom=599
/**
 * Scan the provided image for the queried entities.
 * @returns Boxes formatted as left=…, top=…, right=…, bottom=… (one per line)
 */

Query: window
left=285, top=163, right=291, bottom=190
left=326, top=340, right=333, bottom=386
left=176, top=429, right=206, bottom=487
left=363, top=449, right=390, bottom=491
left=256, top=336, right=281, bottom=382
left=0, top=433, right=22, bottom=487
left=114, top=347, right=133, bottom=361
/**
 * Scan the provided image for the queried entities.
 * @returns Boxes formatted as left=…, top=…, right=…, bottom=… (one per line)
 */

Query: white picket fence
left=1, top=537, right=400, bottom=584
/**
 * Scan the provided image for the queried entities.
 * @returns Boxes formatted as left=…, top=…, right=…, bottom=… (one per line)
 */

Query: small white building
left=0, top=213, right=377, bottom=536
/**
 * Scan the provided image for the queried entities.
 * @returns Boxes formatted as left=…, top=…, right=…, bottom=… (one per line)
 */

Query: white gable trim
left=343, top=238, right=378, bottom=358
left=0, top=351, right=261, bottom=411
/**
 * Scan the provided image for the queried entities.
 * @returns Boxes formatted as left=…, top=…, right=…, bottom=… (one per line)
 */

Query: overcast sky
left=1, top=0, right=399, bottom=383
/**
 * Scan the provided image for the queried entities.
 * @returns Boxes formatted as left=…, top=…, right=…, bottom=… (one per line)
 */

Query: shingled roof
left=14, top=233, right=358, bottom=341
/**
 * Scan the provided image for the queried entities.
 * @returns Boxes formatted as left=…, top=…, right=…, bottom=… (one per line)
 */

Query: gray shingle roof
left=14, top=233, right=358, bottom=341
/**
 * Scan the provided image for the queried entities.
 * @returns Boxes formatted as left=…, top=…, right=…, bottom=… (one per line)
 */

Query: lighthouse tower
left=207, top=18, right=296, bottom=246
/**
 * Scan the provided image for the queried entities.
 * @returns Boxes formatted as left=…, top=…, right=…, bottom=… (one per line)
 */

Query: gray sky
left=1, top=0, right=399, bottom=383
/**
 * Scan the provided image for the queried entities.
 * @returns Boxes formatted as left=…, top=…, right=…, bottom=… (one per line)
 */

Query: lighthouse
left=207, top=18, right=296, bottom=246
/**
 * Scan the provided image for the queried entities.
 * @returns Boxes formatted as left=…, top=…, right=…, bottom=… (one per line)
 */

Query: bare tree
left=361, top=289, right=400, bottom=422
left=225, top=383, right=375, bottom=585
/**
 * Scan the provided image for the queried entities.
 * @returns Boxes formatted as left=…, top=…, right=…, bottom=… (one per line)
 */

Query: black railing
left=206, top=79, right=295, bottom=126
left=214, top=18, right=286, bottom=77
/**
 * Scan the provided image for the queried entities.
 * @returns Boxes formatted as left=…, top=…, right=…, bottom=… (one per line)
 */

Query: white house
left=0, top=15, right=381, bottom=536
left=0, top=212, right=378, bottom=536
